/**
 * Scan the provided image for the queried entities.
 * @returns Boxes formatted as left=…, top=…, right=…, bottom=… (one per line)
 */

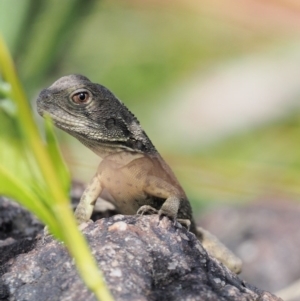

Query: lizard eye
left=71, top=92, right=90, bottom=104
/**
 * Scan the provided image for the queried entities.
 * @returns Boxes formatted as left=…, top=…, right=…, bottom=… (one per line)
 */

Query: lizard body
left=37, top=74, right=241, bottom=273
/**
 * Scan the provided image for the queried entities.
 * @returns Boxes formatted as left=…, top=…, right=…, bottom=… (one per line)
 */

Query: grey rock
left=1, top=213, right=282, bottom=301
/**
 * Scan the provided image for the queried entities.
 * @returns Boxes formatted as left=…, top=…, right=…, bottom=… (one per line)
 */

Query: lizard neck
left=76, top=133, right=149, bottom=164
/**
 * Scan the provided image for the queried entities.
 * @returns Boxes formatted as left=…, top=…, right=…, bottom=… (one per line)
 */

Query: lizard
left=36, top=74, right=242, bottom=273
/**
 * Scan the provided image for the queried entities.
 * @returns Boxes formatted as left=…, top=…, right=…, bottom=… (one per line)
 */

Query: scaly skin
left=36, top=74, right=242, bottom=273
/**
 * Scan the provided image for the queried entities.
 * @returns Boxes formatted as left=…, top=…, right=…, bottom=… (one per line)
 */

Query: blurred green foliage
left=1, top=0, right=266, bottom=100
left=173, top=114, right=300, bottom=207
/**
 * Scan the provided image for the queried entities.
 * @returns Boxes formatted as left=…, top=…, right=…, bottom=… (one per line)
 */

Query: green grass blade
left=0, top=165, right=60, bottom=237
left=44, top=115, right=70, bottom=193
left=0, top=33, right=114, bottom=301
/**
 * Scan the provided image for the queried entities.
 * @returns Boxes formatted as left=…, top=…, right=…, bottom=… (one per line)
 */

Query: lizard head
left=36, top=74, right=156, bottom=154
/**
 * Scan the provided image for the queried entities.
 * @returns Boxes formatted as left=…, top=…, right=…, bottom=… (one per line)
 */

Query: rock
left=0, top=197, right=43, bottom=242
left=0, top=210, right=282, bottom=301
left=0, top=197, right=41, bottom=300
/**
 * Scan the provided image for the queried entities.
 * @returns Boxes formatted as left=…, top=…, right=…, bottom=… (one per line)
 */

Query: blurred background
left=1, top=0, right=300, bottom=298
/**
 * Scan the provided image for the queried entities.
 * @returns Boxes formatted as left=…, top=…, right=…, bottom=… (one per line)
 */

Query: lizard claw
left=137, top=205, right=158, bottom=216
left=177, top=218, right=191, bottom=231
left=157, top=210, right=181, bottom=229
left=42, top=226, right=55, bottom=244
left=43, top=226, right=50, bottom=237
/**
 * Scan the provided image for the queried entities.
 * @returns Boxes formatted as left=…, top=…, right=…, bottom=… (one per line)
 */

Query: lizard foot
left=177, top=218, right=191, bottom=231
left=158, top=201, right=178, bottom=225
left=137, top=205, right=158, bottom=216
left=42, top=226, right=55, bottom=244
left=78, top=219, right=93, bottom=230
left=158, top=208, right=176, bottom=224
left=43, top=226, right=50, bottom=237
left=137, top=205, right=189, bottom=232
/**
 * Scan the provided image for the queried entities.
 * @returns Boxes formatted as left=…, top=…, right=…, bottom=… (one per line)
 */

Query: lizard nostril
left=39, top=89, right=51, bottom=101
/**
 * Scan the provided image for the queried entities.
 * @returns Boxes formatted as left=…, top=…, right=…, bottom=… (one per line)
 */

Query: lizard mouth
left=37, top=100, right=128, bottom=148
left=37, top=97, right=87, bottom=130
left=36, top=98, right=46, bottom=117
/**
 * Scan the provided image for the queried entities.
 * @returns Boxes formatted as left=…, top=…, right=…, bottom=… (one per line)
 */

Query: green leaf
left=44, top=114, right=70, bottom=194
left=0, top=165, right=61, bottom=238
left=0, top=33, right=114, bottom=301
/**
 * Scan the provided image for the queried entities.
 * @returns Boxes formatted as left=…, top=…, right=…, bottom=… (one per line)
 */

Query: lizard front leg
left=137, top=175, right=181, bottom=224
left=44, top=173, right=102, bottom=236
left=75, top=173, right=103, bottom=224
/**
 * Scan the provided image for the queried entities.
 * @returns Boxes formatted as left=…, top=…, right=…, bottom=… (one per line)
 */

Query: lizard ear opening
left=105, top=118, right=116, bottom=129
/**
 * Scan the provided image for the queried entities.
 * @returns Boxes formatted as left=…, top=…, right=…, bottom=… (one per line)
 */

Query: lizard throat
left=70, top=131, right=142, bottom=158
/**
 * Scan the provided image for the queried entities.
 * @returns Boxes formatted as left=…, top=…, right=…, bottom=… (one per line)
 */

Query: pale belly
left=100, top=167, right=150, bottom=215
left=97, top=152, right=166, bottom=215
